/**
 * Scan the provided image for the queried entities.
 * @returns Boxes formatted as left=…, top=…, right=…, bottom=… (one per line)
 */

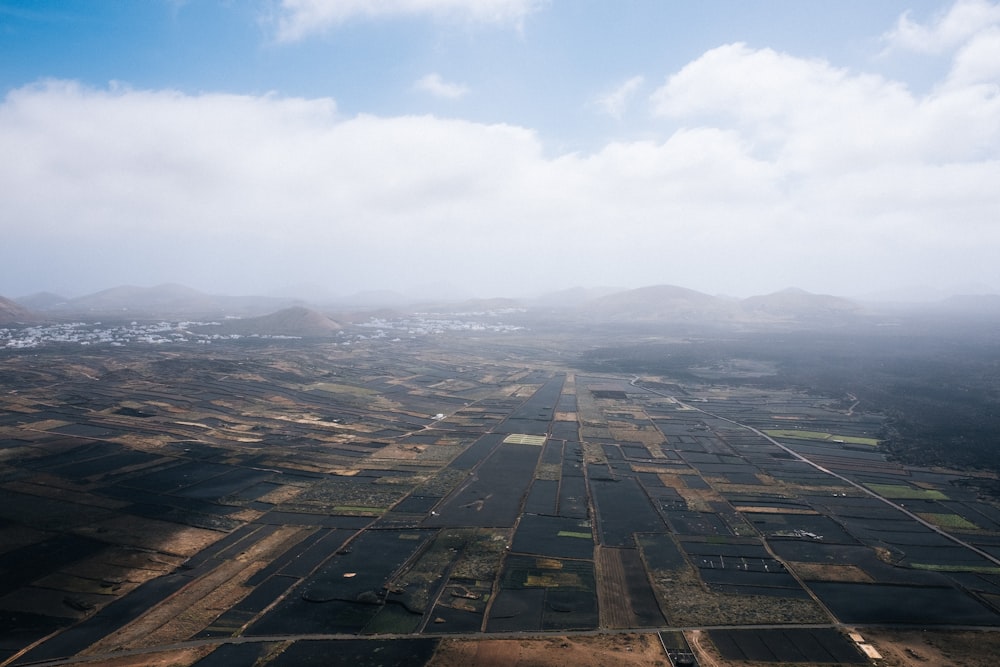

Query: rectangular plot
left=512, top=514, right=593, bottom=559
left=230, top=481, right=282, bottom=502
left=596, top=547, right=665, bottom=629
left=257, top=511, right=369, bottom=528
left=709, top=628, right=867, bottom=663
left=557, top=395, right=578, bottom=412
left=278, top=529, right=352, bottom=578
left=426, top=444, right=540, bottom=528
left=446, top=433, right=505, bottom=471
left=541, top=440, right=564, bottom=465
left=0, top=534, right=107, bottom=598
left=747, top=514, right=859, bottom=544
left=506, top=376, right=564, bottom=422
left=809, top=582, right=1000, bottom=625
left=123, top=462, right=231, bottom=494
left=485, top=588, right=545, bottom=633
left=182, top=523, right=267, bottom=570
left=557, top=475, right=588, bottom=519
left=490, top=554, right=596, bottom=632
left=621, top=444, right=652, bottom=460
left=494, top=418, right=549, bottom=436
left=591, top=478, right=666, bottom=548
left=392, top=495, right=441, bottom=514
left=523, top=479, right=559, bottom=516
left=188, top=643, right=275, bottom=665
left=680, top=540, right=772, bottom=559
left=24, top=441, right=121, bottom=470
left=549, top=421, right=578, bottom=441
left=502, top=434, right=546, bottom=446
left=14, top=570, right=193, bottom=664
left=243, top=529, right=324, bottom=586
left=711, top=583, right=812, bottom=599
left=426, top=603, right=484, bottom=634
left=248, top=530, right=433, bottom=635
left=665, top=511, right=731, bottom=537
left=48, top=424, right=121, bottom=439
left=230, top=574, right=299, bottom=615
left=47, top=450, right=160, bottom=480
left=175, top=469, right=275, bottom=500
left=699, top=567, right=802, bottom=590
left=543, top=588, right=598, bottom=630
left=637, top=533, right=687, bottom=571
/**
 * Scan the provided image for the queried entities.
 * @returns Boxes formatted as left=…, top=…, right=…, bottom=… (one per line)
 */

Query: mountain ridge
left=196, top=306, right=342, bottom=338
left=0, top=296, right=35, bottom=325
left=5, top=282, right=1000, bottom=330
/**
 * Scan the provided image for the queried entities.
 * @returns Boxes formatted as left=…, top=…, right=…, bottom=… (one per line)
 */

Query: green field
left=764, top=429, right=879, bottom=446
left=865, top=483, right=948, bottom=500
left=917, top=512, right=979, bottom=530
left=911, top=563, right=1000, bottom=573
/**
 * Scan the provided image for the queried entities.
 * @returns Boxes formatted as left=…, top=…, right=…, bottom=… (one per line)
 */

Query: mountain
left=15, top=292, right=70, bottom=311
left=0, top=296, right=35, bottom=324
left=69, top=283, right=208, bottom=312
left=46, top=284, right=300, bottom=318
left=567, top=285, right=869, bottom=327
left=532, top=286, right=627, bottom=307
left=579, top=284, right=736, bottom=322
left=200, top=306, right=342, bottom=338
left=740, top=288, right=862, bottom=322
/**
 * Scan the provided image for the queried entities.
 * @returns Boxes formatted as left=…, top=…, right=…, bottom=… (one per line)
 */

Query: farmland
left=2, top=323, right=1000, bottom=666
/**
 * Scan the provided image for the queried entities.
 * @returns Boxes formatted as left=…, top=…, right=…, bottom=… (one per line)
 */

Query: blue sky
left=2, top=0, right=999, bottom=299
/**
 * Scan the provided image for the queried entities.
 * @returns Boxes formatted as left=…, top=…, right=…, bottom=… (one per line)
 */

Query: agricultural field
left=1, top=326, right=1000, bottom=666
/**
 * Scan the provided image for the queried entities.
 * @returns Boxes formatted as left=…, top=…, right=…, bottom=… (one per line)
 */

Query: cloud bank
left=2, top=4, right=999, bottom=298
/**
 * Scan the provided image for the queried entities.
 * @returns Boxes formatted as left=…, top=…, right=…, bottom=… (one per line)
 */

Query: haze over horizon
left=2, top=1, right=999, bottom=300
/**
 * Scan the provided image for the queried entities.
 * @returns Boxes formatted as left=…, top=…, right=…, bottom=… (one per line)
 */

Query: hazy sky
left=2, top=0, right=999, bottom=299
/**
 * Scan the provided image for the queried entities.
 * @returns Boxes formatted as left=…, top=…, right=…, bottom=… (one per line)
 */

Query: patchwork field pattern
left=1, top=334, right=999, bottom=665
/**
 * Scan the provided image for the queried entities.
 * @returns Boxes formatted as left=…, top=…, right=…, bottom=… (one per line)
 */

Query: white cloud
left=3, top=16, right=1000, bottom=300
left=946, top=25, right=1000, bottom=87
left=414, top=73, right=469, bottom=99
left=883, top=0, right=1000, bottom=54
left=643, top=34, right=1000, bottom=293
left=273, top=0, right=543, bottom=41
left=650, top=42, right=999, bottom=170
left=594, top=75, right=644, bottom=119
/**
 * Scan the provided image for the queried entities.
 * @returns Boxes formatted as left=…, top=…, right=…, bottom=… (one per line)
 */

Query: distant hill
left=38, top=284, right=301, bottom=318
left=0, top=296, right=35, bottom=324
left=11, top=282, right=991, bottom=330
left=201, top=306, right=342, bottom=338
left=68, top=283, right=208, bottom=312
left=568, top=285, right=867, bottom=327
left=532, top=286, right=626, bottom=307
left=579, top=284, right=736, bottom=322
left=740, top=288, right=862, bottom=321
left=15, top=291, right=69, bottom=311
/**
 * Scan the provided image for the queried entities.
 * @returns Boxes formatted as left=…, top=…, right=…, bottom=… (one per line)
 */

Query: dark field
left=2, top=321, right=1000, bottom=665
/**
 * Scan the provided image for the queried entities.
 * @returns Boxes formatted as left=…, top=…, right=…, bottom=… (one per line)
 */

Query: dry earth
left=427, top=633, right=670, bottom=667
left=862, top=629, right=1000, bottom=667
